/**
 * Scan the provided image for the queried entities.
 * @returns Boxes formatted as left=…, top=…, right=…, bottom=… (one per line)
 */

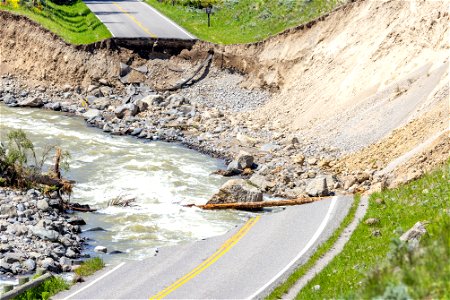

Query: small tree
left=0, top=129, right=71, bottom=190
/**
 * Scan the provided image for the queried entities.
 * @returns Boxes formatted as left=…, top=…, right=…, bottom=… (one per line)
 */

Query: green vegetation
left=74, top=257, right=105, bottom=277
left=295, top=162, right=449, bottom=299
left=0, top=129, right=71, bottom=192
left=145, top=0, right=345, bottom=44
left=267, top=195, right=361, bottom=300
left=12, top=258, right=105, bottom=299
left=0, top=0, right=111, bottom=44
left=13, top=276, right=70, bottom=300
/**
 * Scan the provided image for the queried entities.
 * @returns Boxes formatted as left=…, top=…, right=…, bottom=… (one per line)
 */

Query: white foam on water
left=1, top=104, right=248, bottom=262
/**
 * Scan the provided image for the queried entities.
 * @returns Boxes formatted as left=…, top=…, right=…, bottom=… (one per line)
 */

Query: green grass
left=13, top=276, right=70, bottom=300
left=145, top=0, right=345, bottom=44
left=266, top=194, right=361, bottom=300
left=74, top=257, right=105, bottom=277
left=12, top=258, right=104, bottom=299
left=296, top=162, right=449, bottom=299
left=0, top=0, right=111, bottom=44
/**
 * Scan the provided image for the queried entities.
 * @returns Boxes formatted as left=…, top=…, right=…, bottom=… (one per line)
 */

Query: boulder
left=31, top=227, right=59, bottom=242
left=82, top=109, right=101, bottom=120
left=166, top=94, right=187, bottom=107
left=305, top=177, right=329, bottom=197
left=226, top=161, right=242, bottom=175
left=3, top=94, right=16, bottom=105
left=249, top=174, right=273, bottom=191
left=207, top=179, right=263, bottom=204
left=67, top=216, right=86, bottom=226
left=22, top=259, right=36, bottom=272
left=119, top=63, right=131, bottom=77
left=137, top=94, right=164, bottom=111
left=40, top=258, right=59, bottom=272
left=115, top=104, right=138, bottom=118
left=94, top=246, right=107, bottom=253
left=400, top=221, right=427, bottom=242
left=65, top=248, right=77, bottom=258
left=93, top=97, right=111, bottom=110
left=4, top=253, right=23, bottom=264
left=292, top=154, right=305, bottom=165
left=36, top=199, right=49, bottom=211
left=0, top=204, right=17, bottom=217
left=236, top=151, right=254, bottom=169
left=18, top=97, right=44, bottom=108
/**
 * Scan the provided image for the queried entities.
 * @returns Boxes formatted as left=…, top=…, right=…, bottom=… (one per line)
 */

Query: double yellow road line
left=113, top=2, right=157, bottom=38
left=150, top=216, right=261, bottom=299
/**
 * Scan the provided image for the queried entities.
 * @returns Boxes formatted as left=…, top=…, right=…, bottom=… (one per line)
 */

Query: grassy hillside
left=0, top=0, right=111, bottom=44
left=145, top=0, right=345, bottom=44
left=294, top=162, right=449, bottom=299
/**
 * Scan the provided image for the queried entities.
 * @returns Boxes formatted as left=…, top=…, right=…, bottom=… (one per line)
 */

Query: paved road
left=56, top=196, right=352, bottom=299
left=84, top=0, right=195, bottom=39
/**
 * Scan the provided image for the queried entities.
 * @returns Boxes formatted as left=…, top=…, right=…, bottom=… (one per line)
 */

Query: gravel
left=178, top=69, right=270, bottom=112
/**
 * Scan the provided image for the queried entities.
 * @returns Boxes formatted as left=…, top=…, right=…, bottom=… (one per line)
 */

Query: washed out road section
left=84, top=0, right=195, bottom=39
left=56, top=196, right=353, bottom=299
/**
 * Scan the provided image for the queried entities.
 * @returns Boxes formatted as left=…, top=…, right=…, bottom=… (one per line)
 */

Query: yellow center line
left=150, top=216, right=261, bottom=300
left=113, top=2, right=157, bottom=38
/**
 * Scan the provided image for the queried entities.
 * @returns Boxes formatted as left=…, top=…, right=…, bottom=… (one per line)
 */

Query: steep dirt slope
left=197, top=0, right=448, bottom=174
left=210, top=0, right=448, bottom=145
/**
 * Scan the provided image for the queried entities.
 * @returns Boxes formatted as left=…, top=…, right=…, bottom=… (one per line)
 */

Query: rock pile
left=0, top=74, right=390, bottom=205
left=0, top=188, right=85, bottom=276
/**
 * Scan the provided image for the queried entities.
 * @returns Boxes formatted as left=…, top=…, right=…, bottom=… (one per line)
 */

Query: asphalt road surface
left=56, top=196, right=353, bottom=299
left=84, top=0, right=195, bottom=39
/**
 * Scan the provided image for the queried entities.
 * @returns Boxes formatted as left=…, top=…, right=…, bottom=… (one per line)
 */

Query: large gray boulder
left=82, top=109, right=101, bottom=120
left=36, top=199, right=49, bottom=212
left=115, top=104, right=138, bottom=118
left=18, top=97, right=44, bottom=108
left=167, top=94, right=187, bottom=108
left=31, top=227, right=59, bottom=242
left=305, top=176, right=329, bottom=197
left=3, top=94, right=16, bottom=105
left=249, top=174, right=273, bottom=191
left=0, top=204, right=17, bottom=217
left=236, top=151, right=254, bottom=169
left=400, top=221, right=427, bottom=242
left=136, top=94, right=164, bottom=111
left=207, top=179, right=263, bottom=204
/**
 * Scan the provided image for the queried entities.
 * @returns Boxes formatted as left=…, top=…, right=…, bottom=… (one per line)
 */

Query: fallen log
left=63, top=202, right=97, bottom=212
left=195, top=197, right=326, bottom=210
left=27, top=173, right=74, bottom=188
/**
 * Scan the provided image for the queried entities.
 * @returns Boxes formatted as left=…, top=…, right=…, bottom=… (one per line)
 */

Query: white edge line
left=137, top=0, right=196, bottom=39
left=246, top=196, right=338, bottom=300
left=62, top=262, right=126, bottom=300
left=85, top=4, right=116, bottom=38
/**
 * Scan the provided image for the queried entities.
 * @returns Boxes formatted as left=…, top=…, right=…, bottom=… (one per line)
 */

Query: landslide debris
left=1, top=0, right=448, bottom=197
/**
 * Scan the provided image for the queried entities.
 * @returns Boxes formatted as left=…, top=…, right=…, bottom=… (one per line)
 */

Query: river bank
left=0, top=74, right=349, bottom=201
left=0, top=99, right=254, bottom=281
left=0, top=187, right=85, bottom=277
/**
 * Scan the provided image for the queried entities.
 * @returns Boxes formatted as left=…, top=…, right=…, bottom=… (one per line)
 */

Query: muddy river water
left=0, top=104, right=248, bottom=264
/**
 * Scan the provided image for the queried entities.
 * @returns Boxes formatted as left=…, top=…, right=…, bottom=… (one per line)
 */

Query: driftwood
left=63, top=202, right=97, bottom=212
left=53, top=147, right=62, bottom=179
left=191, top=197, right=326, bottom=211
left=108, top=195, right=136, bottom=207
left=162, top=53, right=213, bottom=91
left=27, top=173, right=73, bottom=188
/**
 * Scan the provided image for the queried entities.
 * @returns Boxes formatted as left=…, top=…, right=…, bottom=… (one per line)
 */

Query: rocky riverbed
left=0, top=188, right=85, bottom=277
left=0, top=73, right=386, bottom=202
left=0, top=72, right=388, bottom=277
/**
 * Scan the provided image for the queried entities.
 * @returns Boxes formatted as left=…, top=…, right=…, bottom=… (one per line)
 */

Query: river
left=0, top=104, right=249, bottom=264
